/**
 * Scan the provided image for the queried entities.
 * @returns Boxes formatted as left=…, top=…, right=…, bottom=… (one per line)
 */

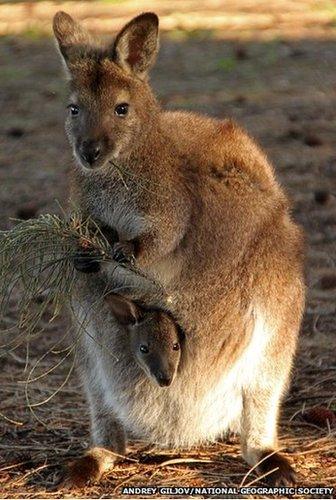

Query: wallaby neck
left=122, top=112, right=177, bottom=177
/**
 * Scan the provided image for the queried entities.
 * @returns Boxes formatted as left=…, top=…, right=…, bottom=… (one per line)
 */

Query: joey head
left=106, top=293, right=183, bottom=387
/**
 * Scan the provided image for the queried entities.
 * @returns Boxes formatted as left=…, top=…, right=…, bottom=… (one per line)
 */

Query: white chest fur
left=80, top=170, right=150, bottom=241
left=75, top=298, right=271, bottom=448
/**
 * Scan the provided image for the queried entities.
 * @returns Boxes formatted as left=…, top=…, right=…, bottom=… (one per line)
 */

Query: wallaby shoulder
left=160, top=110, right=280, bottom=196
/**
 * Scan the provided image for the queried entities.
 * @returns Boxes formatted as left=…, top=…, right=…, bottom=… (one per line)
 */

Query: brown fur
left=53, top=11, right=305, bottom=487
left=58, top=447, right=118, bottom=488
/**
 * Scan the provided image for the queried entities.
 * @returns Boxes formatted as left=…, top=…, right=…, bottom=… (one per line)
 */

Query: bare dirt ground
left=0, top=1, right=335, bottom=498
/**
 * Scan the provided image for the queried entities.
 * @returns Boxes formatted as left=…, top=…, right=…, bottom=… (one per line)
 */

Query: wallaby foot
left=57, top=447, right=118, bottom=489
left=257, top=450, right=296, bottom=486
left=241, top=399, right=296, bottom=487
left=91, top=405, right=127, bottom=456
left=241, top=363, right=296, bottom=486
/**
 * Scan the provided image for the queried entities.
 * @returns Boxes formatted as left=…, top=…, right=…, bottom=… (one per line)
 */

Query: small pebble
left=286, top=128, right=301, bottom=140
left=7, top=127, right=25, bottom=138
left=314, top=190, right=330, bottom=205
left=304, top=134, right=323, bottom=147
left=319, top=273, right=336, bottom=290
left=288, top=113, right=299, bottom=122
left=16, top=203, right=38, bottom=220
left=289, top=47, right=305, bottom=58
left=234, top=45, right=248, bottom=60
left=302, top=406, right=336, bottom=427
left=42, top=89, right=57, bottom=99
left=234, top=95, right=247, bottom=105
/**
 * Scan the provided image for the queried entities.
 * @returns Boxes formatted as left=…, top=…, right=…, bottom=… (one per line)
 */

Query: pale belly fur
left=75, top=301, right=269, bottom=448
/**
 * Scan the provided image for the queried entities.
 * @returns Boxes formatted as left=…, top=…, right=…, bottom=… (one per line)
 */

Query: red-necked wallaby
left=53, top=11, right=305, bottom=487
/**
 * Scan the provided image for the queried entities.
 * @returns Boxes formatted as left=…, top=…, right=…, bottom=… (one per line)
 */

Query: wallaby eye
left=139, top=344, right=149, bottom=354
left=68, top=104, right=80, bottom=117
left=173, top=343, right=180, bottom=351
left=115, top=103, right=129, bottom=116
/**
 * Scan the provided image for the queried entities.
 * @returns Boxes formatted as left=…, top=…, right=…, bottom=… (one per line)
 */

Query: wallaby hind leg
left=59, top=372, right=126, bottom=488
left=59, top=407, right=126, bottom=488
left=89, top=395, right=126, bottom=454
left=241, top=363, right=296, bottom=486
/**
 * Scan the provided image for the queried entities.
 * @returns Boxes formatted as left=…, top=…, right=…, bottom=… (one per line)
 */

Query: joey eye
left=68, top=104, right=79, bottom=117
left=173, top=343, right=180, bottom=351
left=115, top=103, right=129, bottom=116
left=139, top=344, right=149, bottom=354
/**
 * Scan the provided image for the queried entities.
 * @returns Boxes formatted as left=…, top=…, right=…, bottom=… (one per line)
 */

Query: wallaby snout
left=79, top=138, right=102, bottom=167
left=153, top=369, right=174, bottom=387
left=156, top=371, right=172, bottom=387
left=134, top=339, right=180, bottom=387
left=140, top=355, right=177, bottom=387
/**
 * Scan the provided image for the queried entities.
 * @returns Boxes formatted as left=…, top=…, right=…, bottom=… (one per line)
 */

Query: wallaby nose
left=80, top=140, right=101, bottom=166
left=155, top=371, right=172, bottom=387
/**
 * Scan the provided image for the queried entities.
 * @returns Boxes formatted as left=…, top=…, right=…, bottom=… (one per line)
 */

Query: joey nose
left=80, top=140, right=101, bottom=166
left=156, top=371, right=172, bottom=387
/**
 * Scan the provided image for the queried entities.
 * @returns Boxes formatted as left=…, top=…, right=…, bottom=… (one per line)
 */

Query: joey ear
left=53, top=11, right=91, bottom=65
left=112, top=12, right=159, bottom=79
left=105, top=293, right=143, bottom=325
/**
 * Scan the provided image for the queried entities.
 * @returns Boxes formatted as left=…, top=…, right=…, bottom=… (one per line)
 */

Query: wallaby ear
left=105, top=293, right=142, bottom=325
left=53, top=11, right=91, bottom=65
left=113, top=12, right=159, bottom=79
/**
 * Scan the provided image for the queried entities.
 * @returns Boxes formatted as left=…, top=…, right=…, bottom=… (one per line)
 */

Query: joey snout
left=154, top=369, right=174, bottom=387
left=138, top=355, right=177, bottom=387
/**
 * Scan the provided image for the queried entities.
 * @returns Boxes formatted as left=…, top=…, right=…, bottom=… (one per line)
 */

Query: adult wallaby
left=53, top=11, right=305, bottom=487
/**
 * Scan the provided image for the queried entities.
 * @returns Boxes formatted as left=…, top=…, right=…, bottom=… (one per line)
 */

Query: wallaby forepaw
left=258, top=451, right=296, bottom=486
left=74, top=251, right=101, bottom=273
left=112, top=241, right=136, bottom=266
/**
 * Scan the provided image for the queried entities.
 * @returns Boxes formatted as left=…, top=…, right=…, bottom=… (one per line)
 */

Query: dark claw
left=74, top=252, right=101, bottom=274
left=112, top=242, right=136, bottom=266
